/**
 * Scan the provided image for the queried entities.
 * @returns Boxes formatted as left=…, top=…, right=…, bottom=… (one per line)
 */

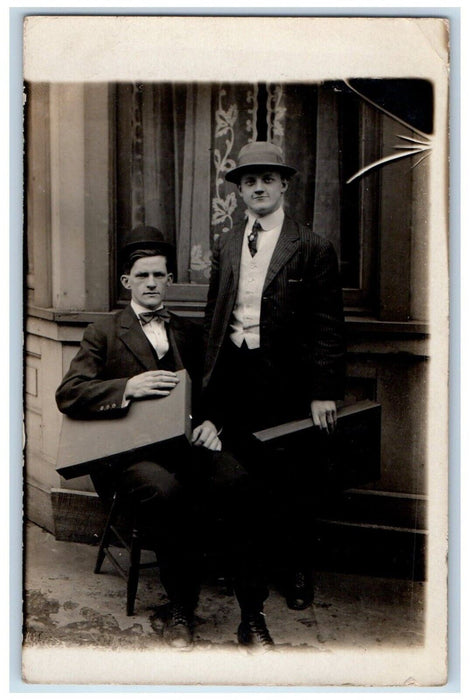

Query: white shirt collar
left=246, top=206, right=284, bottom=232
left=131, top=300, right=165, bottom=317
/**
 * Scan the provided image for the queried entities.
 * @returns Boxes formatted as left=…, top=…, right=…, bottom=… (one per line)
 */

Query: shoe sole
left=163, top=634, right=194, bottom=651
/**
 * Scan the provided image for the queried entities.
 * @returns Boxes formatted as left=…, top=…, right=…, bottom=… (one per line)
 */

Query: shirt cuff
left=122, top=380, right=132, bottom=408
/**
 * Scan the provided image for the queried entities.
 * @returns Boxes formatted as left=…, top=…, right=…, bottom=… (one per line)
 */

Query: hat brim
left=119, top=239, right=175, bottom=257
left=120, top=240, right=175, bottom=255
left=119, top=240, right=177, bottom=277
left=225, top=163, right=298, bottom=184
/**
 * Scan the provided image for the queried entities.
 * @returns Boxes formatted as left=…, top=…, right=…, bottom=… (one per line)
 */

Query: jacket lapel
left=118, top=305, right=158, bottom=371
left=263, top=215, right=300, bottom=292
left=229, top=222, right=246, bottom=290
left=167, top=314, right=185, bottom=371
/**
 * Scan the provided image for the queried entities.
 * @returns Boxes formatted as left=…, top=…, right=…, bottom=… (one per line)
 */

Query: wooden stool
left=94, top=492, right=158, bottom=615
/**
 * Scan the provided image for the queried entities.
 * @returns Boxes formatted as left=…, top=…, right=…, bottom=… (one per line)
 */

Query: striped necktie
left=248, top=219, right=262, bottom=257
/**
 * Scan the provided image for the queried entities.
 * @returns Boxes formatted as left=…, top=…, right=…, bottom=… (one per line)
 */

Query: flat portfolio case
left=253, top=400, right=381, bottom=490
left=56, top=369, right=192, bottom=479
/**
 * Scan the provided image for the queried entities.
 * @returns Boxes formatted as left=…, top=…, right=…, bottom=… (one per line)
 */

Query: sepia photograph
left=21, top=15, right=449, bottom=687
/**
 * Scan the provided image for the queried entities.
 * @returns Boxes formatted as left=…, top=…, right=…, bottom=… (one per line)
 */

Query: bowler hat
left=120, top=225, right=174, bottom=255
left=225, top=141, right=298, bottom=184
left=119, top=225, right=176, bottom=274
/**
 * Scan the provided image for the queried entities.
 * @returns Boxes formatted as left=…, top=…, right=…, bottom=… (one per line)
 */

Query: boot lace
left=170, top=603, right=191, bottom=628
left=247, top=613, right=274, bottom=646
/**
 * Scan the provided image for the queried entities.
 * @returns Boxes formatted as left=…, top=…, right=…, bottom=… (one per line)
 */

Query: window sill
left=27, top=304, right=429, bottom=337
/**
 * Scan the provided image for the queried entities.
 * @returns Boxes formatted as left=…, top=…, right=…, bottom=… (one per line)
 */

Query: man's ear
left=120, top=274, right=130, bottom=290
left=167, top=272, right=174, bottom=285
left=281, top=178, right=288, bottom=192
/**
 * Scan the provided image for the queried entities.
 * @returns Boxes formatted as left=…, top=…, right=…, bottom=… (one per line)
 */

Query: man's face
left=120, top=255, right=173, bottom=310
left=238, top=170, right=287, bottom=217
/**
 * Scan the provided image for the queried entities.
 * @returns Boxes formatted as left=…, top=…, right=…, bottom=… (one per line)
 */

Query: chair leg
left=94, top=493, right=119, bottom=574
left=127, top=526, right=141, bottom=616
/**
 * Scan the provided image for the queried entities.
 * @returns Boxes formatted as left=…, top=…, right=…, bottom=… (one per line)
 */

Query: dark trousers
left=212, top=339, right=331, bottom=571
left=93, top=445, right=269, bottom=615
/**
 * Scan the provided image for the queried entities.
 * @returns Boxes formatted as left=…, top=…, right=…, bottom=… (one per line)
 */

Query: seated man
left=56, top=226, right=273, bottom=651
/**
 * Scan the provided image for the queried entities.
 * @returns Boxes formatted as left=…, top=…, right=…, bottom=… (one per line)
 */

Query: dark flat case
left=56, top=369, right=192, bottom=479
left=253, top=400, right=381, bottom=490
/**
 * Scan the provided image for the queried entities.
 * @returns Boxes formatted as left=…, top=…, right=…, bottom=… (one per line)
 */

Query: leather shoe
left=285, top=569, right=314, bottom=610
left=237, top=612, right=274, bottom=649
left=162, top=602, right=193, bottom=650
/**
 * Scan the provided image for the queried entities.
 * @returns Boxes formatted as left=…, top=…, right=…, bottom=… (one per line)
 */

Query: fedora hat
left=225, top=141, right=298, bottom=184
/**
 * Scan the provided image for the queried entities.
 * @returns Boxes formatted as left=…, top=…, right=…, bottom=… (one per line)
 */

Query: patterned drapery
left=210, top=83, right=259, bottom=240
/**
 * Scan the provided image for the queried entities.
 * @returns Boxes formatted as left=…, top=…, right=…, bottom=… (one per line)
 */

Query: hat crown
left=120, top=225, right=169, bottom=252
left=237, top=141, right=285, bottom=167
left=225, top=141, right=297, bottom=183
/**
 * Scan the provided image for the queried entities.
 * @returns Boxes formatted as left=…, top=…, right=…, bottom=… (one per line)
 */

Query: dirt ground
left=23, top=521, right=425, bottom=649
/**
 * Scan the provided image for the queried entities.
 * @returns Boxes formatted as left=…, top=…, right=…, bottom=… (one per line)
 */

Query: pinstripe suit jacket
left=202, top=214, right=346, bottom=422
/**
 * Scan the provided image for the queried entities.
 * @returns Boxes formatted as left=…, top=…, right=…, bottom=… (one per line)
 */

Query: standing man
left=200, top=142, right=346, bottom=610
left=56, top=226, right=274, bottom=651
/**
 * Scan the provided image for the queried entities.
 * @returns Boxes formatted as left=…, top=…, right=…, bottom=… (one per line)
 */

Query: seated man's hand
left=192, top=420, right=222, bottom=452
left=125, top=370, right=179, bottom=399
left=311, top=399, right=337, bottom=434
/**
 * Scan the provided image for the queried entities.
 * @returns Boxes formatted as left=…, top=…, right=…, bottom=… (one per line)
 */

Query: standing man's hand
left=192, top=420, right=222, bottom=451
left=311, top=400, right=337, bottom=434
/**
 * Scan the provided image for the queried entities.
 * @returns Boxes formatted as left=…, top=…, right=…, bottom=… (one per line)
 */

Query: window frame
left=111, top=83, right=381, bottom=317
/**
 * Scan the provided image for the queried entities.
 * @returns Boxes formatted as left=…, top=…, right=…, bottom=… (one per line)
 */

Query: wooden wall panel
left=84, top=84, right=112, bottom=311
left=26, top=83, right=52, bottom=308
left=347, top=355, right=427, bottom=495
left=378, top=115, right=413, bottom=321
left=49, top=84, right=87, bottom=311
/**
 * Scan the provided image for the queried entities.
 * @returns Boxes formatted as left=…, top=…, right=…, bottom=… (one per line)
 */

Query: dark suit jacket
left=203, top=214, right=346, bottom=422
left=56, top=305, right=203, bottom=420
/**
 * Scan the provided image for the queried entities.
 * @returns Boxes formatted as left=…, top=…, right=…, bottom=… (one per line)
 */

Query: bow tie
left=138, top=308, right=171, bottom=325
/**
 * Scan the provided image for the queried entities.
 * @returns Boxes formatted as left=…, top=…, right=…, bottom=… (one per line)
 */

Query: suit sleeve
left=200, top=235, right=225, bottom=428
left=203, top=233, right=221, bottom=343
left=177, top=318, right=205, bottom=427
left=56, top=323, right=130, bottom=418
left=303, top=239, right=346, bottom=401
